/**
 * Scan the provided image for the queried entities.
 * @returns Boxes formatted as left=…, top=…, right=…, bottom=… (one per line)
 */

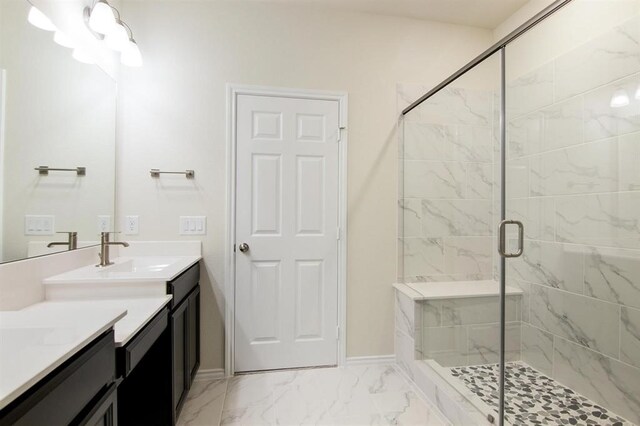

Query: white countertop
left=394, top=280, right=523, bottom=300
left=43, top=256, right=201, bottom=284
left=22, top=297, right=173, bottom=347
left=0, top=305, right=126, bottom=410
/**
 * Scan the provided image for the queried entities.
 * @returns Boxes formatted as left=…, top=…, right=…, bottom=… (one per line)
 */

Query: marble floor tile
left=178, top=379, right=228, bottom=426
left=179, top=365, right=449, bottom=425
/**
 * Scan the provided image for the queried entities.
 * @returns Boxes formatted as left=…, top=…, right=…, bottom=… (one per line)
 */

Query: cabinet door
left=187, top=286, right=200, bottom=386
left=171, top=300, right=188, bottom=418
left=75, top=381, right=118, bottom=426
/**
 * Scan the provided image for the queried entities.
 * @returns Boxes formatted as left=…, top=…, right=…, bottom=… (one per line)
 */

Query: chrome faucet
left=97, top=232, right=129, bottom=267
left=47, top=232, right=78, bottom=251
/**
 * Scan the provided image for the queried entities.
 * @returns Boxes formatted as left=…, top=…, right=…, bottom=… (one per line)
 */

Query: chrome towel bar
left=150, top=169, right=195, bottom=178
left=35, top=166, right=86, bottom=176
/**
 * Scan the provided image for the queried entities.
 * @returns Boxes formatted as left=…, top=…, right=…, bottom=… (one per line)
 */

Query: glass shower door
left=503, top=0, right=640, bottom=424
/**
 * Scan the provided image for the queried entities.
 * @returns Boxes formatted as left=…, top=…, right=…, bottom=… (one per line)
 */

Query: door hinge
left=337, top=126, right=345, bottom=142
left=336, top=326, right=340, bottom=340
left=336, top=227, right=341, bottom=240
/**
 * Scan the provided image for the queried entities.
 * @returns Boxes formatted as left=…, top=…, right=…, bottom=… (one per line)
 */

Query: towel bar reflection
left=150, top=169, right=195, bottom=178
left=35, top=166, right=86, bottom=176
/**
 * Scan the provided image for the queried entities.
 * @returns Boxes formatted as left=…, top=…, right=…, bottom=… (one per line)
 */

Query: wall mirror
left=0, top=0, right=117, bottom=263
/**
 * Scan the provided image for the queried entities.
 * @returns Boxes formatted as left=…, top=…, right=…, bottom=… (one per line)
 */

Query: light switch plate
left=125, top=216, right=139, bottom=235
left=25, top=215, right=55, bottom=235
left=179, top=216, right=206, bottom=235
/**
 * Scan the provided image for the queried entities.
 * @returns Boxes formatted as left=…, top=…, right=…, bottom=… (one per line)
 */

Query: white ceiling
left=243, top=0, right=531, bottom=29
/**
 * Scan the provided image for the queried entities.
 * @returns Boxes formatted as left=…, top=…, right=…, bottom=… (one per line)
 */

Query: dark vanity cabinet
left=116, top=261, right=201, bottom=426
left=168, top=263, right=201, bottom=423
left=0, top=331, right=118, bottom=426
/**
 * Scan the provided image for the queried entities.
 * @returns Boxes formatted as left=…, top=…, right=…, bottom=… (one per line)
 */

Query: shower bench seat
left=393, top=280, right=523, bottom=425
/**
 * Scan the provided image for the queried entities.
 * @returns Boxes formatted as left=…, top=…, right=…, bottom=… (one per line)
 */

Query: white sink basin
left=96, top=257, right=174, bottom=274
left=43, top=256, right=200, bottom=300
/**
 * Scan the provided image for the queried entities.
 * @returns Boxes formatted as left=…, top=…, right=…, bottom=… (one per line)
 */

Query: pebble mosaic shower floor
left=449, top=362, right=630, bottom=426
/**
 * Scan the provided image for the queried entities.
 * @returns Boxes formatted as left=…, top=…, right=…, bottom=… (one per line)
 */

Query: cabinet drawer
left=74, top=380, right=119, bottom=426
left=167, top=262, right=199, bottom=309
left=117, top=308, right=168, bottom=378
left=0, top=331, right=116, bottom=426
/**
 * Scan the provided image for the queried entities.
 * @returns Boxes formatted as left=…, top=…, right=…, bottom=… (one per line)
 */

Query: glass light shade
left=635, top=85, right=640, bottom=100
left=121, top=39, right=143, bottom=67
left=53, top=31, right=75, bottom=49
left=72, top=48, right=95, bottom=64
left=610, top=89, right=630, bottom=108
left=89, top=1, right=116, bottom=34
left=28, top=6, right=56, bottom=31
left=104, top=23, right=129, bottom=51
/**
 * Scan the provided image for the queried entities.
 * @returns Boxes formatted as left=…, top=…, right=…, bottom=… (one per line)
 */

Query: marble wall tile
left=621, top=306, right=640, bottom=369
left=507, top=241, right=584, bottom=293
left=422, top=301, right=441, bottom=328
left=584, top=73, right=640, bottom=142
left=556, top=192, right=640, bottom=249
left=554, top=16, right=640, bottom=102
left=401, top=238, right=444, bottom=277
left=553, top=337, right=640, bottom=425
left=506, top=158, right=530, bottom=198
left=510, top=280, right=531, bottom=323
left=529, top=137, right=620, bottom=196
left=506, top=197, right=555, bottom=242
left=399, top=199, right=422, bottom=238
left=422, top=326, right=468, bottom=367
left=395, top=290, right=416, bottom=338
left=403, top=122, right=455, bottom=161
left=465, top=163, right=493, bottom=200
left=467, top=322, right=521, bottom=365
left=441, top=295, right=519, bottom=326
left=404, top=161, right=466, bottom=199
left=507, top=62, right=554, bottom=119
left=454, top=125, right=493, bottom=163
left=521, top=323, right=553, bottom=376
left=422, top=200, right=492, bottom=237
left=416, top=87, right=492, bottom=127
left=443, top=237, right=493, bottom=277
left=542, top=96, right=584, bottom=151
left=584, top=246, right=640, bottom=310
left=530, top=284, right=620, bottom=358
left=395, top=328, right=417, bottom=381
left=618, top=131, right=640, bottom=191
left=508, top=111, right=544, bottom=159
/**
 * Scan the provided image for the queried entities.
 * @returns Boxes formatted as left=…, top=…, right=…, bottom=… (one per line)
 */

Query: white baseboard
left=345, top=355, right=396, bottom=366
left=194, top=368, right=226, bottom=382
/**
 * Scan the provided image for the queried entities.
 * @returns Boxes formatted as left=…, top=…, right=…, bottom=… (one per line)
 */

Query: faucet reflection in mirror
left=26, top=2, right=142, bottom=68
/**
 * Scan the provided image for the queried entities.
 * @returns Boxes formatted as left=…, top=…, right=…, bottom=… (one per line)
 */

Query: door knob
left=238, top=243, right=250, bottom=253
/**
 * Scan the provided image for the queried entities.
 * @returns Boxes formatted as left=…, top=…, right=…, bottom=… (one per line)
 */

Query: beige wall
left=116, top=0, right=493, bottom=370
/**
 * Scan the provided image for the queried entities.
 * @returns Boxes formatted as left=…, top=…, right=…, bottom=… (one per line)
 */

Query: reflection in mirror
left=0, top=0, right=116, bottom=263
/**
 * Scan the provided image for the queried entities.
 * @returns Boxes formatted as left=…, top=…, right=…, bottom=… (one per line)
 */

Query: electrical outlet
left=179, top=216, right=206, bottom=235
left=97, top=215, right=112, bottom=232
left=125, top=216, right=139, bottom=235
left=25, top=215, right=55, bottom=235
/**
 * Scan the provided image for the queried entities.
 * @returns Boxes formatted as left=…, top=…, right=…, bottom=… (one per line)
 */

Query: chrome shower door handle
left=498, top=220, right=524, bottom=258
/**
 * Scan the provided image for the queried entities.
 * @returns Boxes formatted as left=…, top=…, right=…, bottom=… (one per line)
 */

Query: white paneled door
left=234, top=94, right=340, bottom=372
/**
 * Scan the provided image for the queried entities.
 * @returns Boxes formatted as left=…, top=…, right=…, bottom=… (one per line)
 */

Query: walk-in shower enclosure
left=397, top=0, right=640, bottom=424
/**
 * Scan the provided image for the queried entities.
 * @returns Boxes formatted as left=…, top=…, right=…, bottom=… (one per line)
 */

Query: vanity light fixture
left=104, top=21, right=130, bottom=51
left=53, top=31, right=75, bottom=49
left=635, top=84, right=640, bottom=100
left=610, top=89, right=629, bottom=108
left=84, top=0, right=143, bottom=67
left=121, top=37, right=143, bottom=67
left=28, top=6, right=57, bottom=31
left=72, top=48, right=95, bottom=65
left=87, top=0, right=116, bottom=35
